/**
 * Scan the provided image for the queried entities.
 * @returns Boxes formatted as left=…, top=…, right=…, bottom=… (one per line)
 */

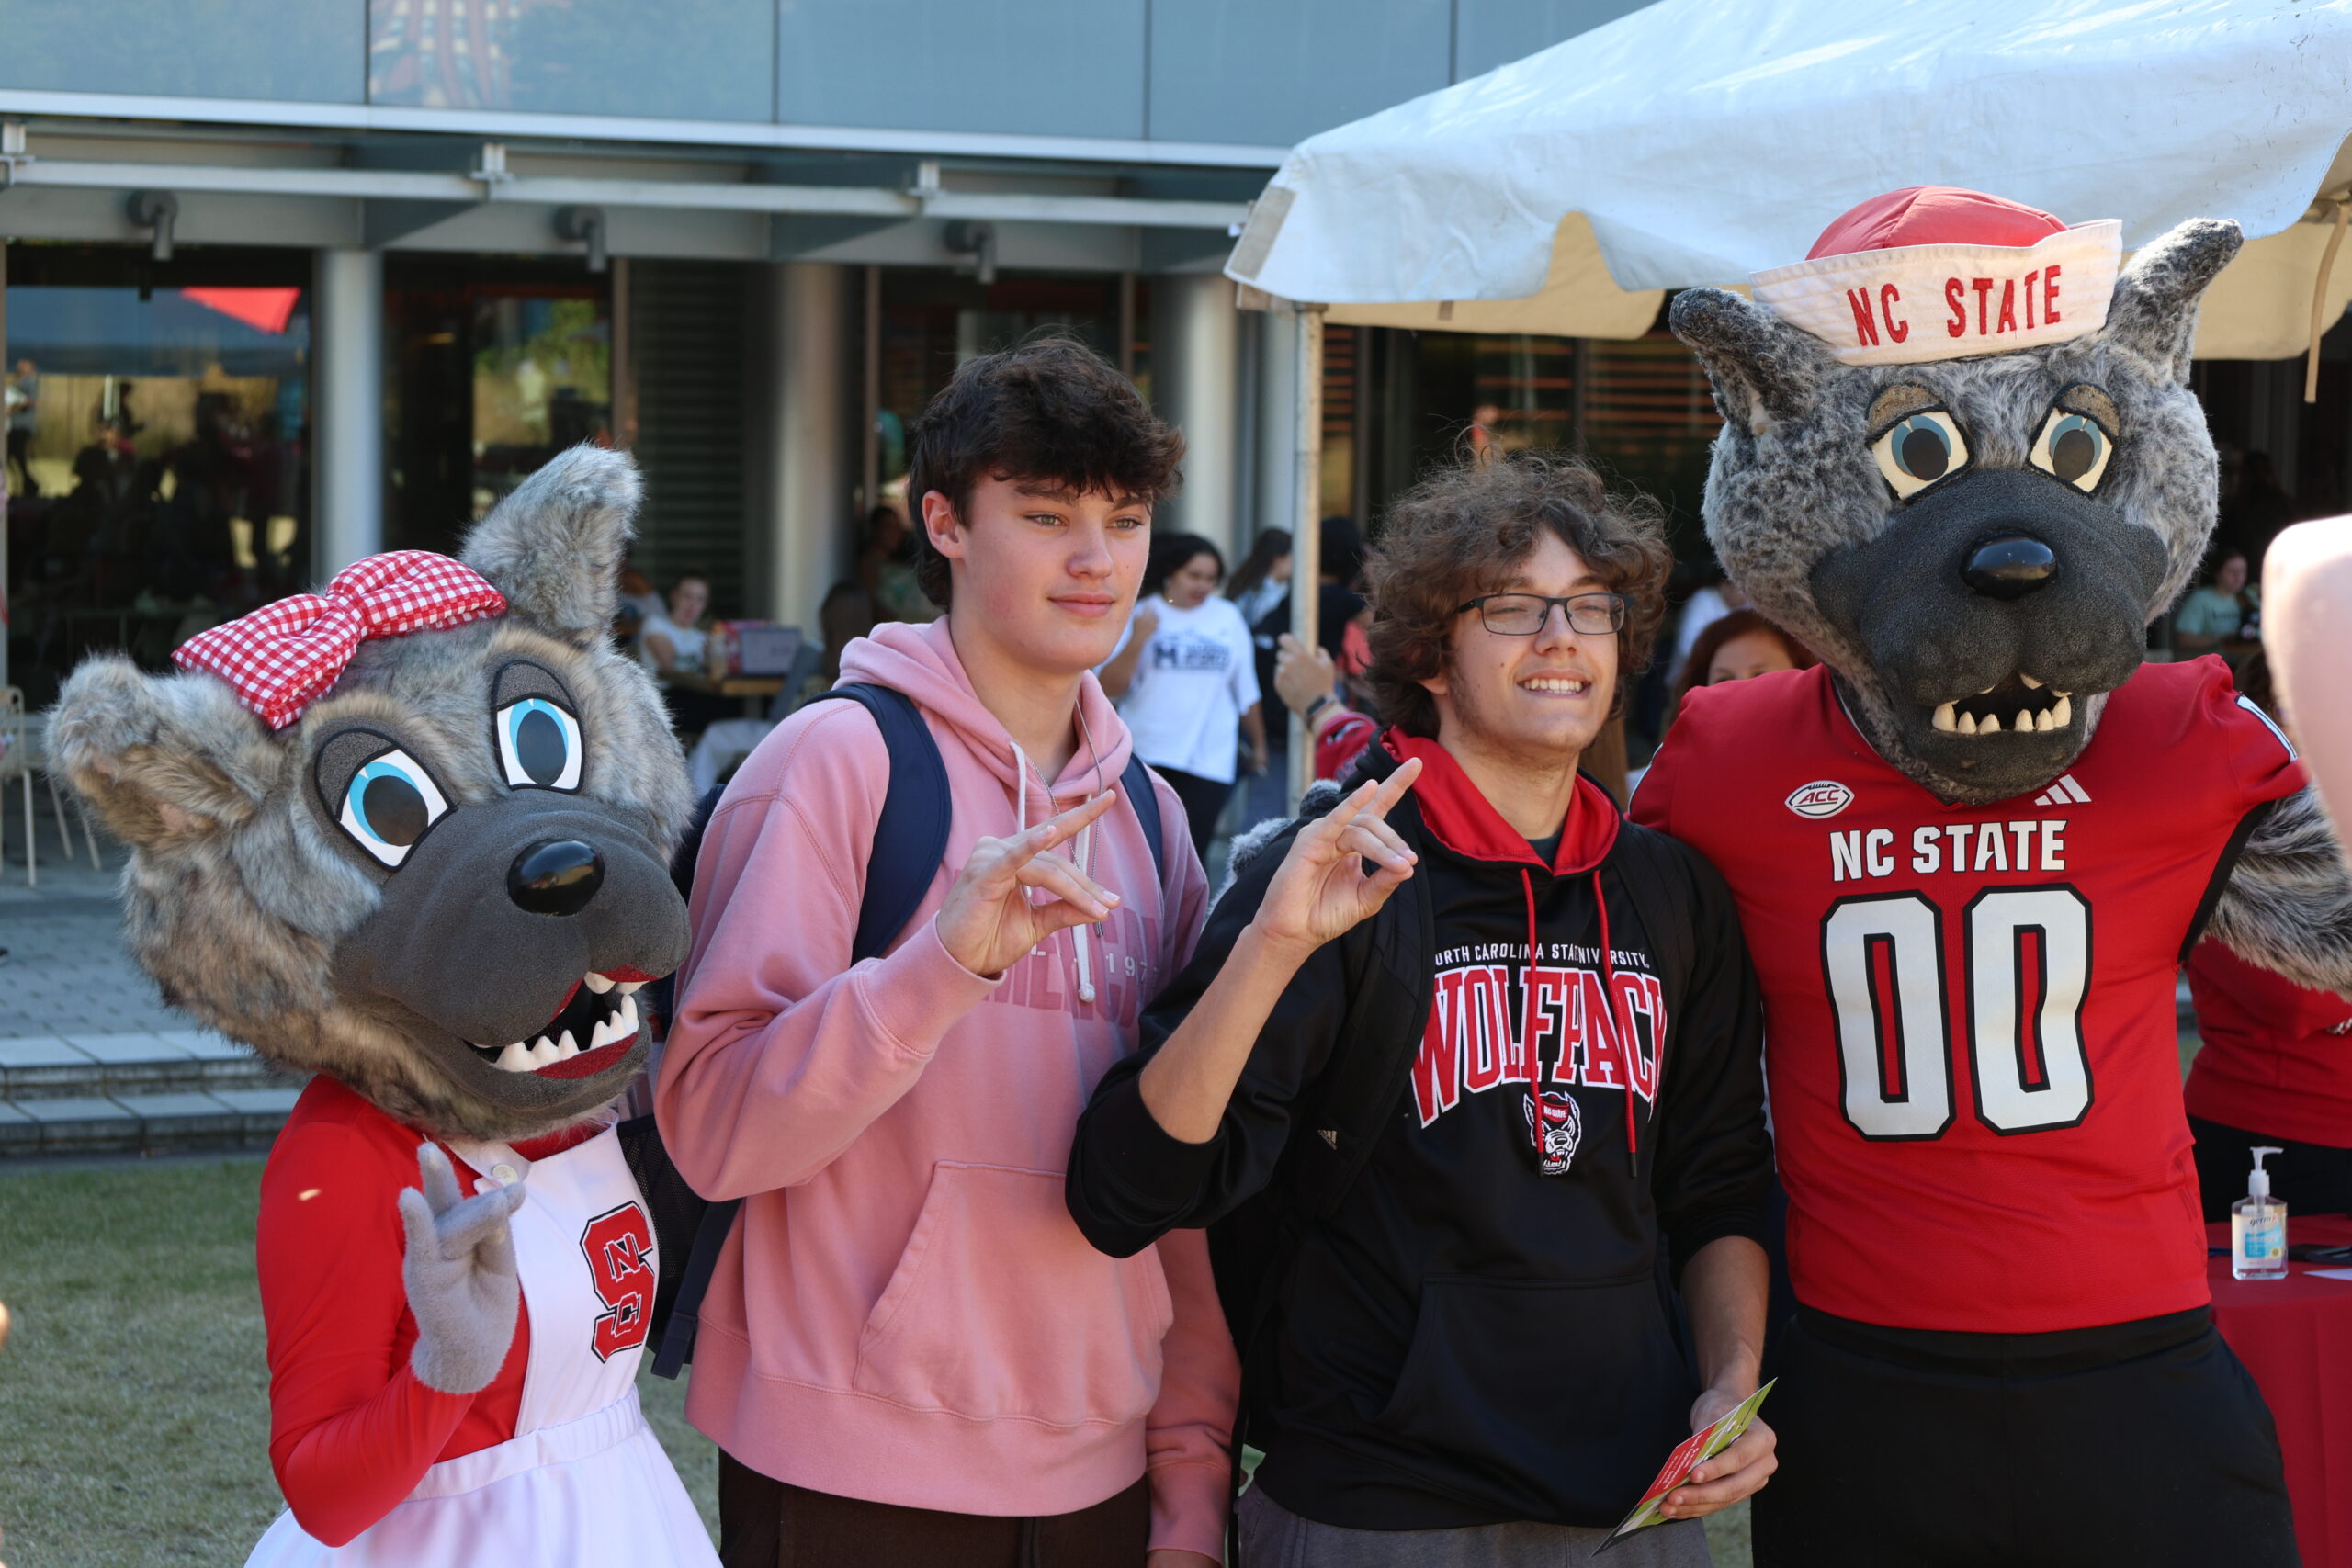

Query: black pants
left=2191, top=1112, right=2352, bottom=1223
left=1751, top=1305, right=2298, bottom=1568
left=1158, top=765, right=1235, bottom=861
left=718, top=1450, right=1148, bottom=1568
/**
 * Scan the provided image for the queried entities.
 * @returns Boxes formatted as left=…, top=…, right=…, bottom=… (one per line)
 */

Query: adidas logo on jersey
left=2033, top=773, right=2092, bottom=807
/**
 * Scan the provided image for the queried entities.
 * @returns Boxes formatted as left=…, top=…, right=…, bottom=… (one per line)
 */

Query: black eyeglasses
left=1456, top=592, right=1629, bottom=637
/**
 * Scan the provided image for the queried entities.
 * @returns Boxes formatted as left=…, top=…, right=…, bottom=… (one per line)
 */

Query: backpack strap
left=652, top=683, right=952, bottom=1379
left=1122, top=750, right=1168, bottom=886
left=812, top=683, right=956, bottom=966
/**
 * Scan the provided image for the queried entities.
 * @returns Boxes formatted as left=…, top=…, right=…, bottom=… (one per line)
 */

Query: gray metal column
left=752, top=261, right=854, bottom=635
left=1252, top=304, right=1301, bottom=556
left=1149, top=274, right=1241, bottom=554
left=312, top=248, right=384, bottom=579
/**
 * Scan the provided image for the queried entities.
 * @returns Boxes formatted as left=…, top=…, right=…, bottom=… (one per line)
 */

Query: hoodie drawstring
left=1592, top=868, right=1642, bottom=1177
left=1519, top=870, right=1545, bottom=1166
left=1010, top=740, right=1098, bottom=1006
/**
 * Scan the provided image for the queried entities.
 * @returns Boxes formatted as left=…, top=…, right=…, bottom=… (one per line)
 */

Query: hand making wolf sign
left=1250, top=759, right=1426, bottom=964
left=935, top=788, right=1125, bottom=979
left=1134, top=759, right=1423, bottom=1145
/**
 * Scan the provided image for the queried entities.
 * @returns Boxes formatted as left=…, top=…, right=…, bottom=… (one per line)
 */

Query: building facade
left=1, top=0, right=2343, bottom=708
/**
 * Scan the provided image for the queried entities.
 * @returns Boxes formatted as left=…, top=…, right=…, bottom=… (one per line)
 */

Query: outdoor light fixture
left=557, top=206, right=609, bottom=274
left=945, top=220, right=996, bottom=286
left=128, top=190, right=178, bottom=262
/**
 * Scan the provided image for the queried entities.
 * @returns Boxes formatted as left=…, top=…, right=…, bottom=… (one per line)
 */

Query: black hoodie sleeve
left=1648, top=838, right=1772, bottom=1278
left=1068, top=825, right=1353, bottom=1259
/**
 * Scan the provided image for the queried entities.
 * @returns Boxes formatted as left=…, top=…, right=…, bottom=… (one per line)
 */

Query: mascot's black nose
left=1962, top=534, right=2059, bottom=600
left=508, top=839, right=605, bottom=916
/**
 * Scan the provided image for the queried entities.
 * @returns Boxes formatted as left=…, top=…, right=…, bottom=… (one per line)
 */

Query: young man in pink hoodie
left=655, top=338, right=1241, bottom=1566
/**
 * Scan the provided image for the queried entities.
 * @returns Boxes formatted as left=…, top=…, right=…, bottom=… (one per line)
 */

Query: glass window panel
left=1148, top=0, right=1450, bottom=148
left=6, top=246, right=313, bottom=707
left=0, top=0, right=363, bottom=103
left=385, top=256, right=611, bottom=559
left=776, top=0, right=1145, bottom=140
left=368, top=0, right=771, bottom=121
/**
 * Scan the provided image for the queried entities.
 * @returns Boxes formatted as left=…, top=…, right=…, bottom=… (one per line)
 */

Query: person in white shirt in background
left=1102, top=533, right=1266, bottom=857
left=639, top=571, right=732, bottom=738
left=639, top=571, right=711, bottom=679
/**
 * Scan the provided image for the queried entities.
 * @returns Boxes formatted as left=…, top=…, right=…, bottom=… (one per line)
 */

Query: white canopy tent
left=1240, top=0, right=2352, bottom=795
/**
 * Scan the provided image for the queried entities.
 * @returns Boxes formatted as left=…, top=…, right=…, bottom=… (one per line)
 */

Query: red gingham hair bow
left=172, top=551, right=507, bottom=730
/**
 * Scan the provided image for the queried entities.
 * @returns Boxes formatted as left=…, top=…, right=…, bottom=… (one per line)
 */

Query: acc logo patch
left=1784, top=780, right=1854, bottom=819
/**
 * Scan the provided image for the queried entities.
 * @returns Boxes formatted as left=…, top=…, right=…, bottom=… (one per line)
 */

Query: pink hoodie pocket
left=854, top=1161, right=1175, bottom=1428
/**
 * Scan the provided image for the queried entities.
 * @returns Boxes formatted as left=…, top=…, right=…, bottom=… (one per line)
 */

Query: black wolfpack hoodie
left=1069, top=731, right=1769, bottom=1530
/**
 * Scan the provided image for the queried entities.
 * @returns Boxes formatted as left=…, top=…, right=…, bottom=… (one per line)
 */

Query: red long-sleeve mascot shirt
left=256, top=1076, right=602, bottom=1546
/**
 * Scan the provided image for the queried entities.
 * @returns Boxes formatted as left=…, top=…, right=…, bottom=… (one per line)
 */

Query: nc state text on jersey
left=1828, top=818, right=2070, bottom=883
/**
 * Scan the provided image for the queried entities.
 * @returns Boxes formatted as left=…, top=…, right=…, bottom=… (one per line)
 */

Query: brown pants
left=718, top=1450, right=1151, bottom=1568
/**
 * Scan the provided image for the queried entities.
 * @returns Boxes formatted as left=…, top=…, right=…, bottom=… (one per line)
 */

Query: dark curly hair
left=1363, top=453, right=1673, bottom=739
left=906, top=333, right=1184, bottom=608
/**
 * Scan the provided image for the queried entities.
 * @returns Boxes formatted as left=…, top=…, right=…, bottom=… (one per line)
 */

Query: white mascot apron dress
left=247, top=1126, right=718, bottom=1567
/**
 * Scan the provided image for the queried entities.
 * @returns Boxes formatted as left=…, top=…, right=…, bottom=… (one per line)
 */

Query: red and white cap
left=1749, top=187, right=2121, bottom=367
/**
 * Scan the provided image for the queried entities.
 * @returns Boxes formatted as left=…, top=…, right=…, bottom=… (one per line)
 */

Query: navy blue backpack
left=619, top=682, right=1166, bottom=1377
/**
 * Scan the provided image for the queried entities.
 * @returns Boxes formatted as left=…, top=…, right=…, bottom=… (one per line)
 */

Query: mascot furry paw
left=1632, top=188, right=2342, bottom=1568
left=51, top=446, right=718, bottom=1566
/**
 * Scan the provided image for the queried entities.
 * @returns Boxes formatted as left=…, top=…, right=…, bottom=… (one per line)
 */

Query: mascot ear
left=1668, top=288, right=1835, bottom=435
left=49, top=656, right=273, bottom=850
left=458, top=443, right=641, bottom=644
left=2102, top=218, right=2244, bottom=385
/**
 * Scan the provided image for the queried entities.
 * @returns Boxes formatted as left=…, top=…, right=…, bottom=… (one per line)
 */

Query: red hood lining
left=1379, top=728, right=1621, bottom=875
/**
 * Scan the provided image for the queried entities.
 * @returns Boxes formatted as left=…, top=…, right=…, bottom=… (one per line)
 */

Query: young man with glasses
left=1068, top=455, right=1777, bottom=1566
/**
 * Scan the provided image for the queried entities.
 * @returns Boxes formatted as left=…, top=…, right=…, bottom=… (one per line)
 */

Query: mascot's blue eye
left=495, top=696, right=583, bottom=792
left=1869, top=408, right=1971, bottom=501
left=337, top=749, right=451, bottom=869
left=2030, top=406, right=2114, bottom=492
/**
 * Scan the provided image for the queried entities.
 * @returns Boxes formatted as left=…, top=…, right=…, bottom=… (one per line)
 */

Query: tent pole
left=1288, top=303, right=1324, bottom=811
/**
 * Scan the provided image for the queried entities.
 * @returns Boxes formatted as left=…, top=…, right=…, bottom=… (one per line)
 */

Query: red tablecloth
left=2209, top=1213, right=2352, bottom=1568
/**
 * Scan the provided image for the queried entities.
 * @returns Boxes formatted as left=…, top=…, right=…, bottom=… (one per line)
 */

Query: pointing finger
left=415, top=1142, right=461, bottom=1215
left=1365, top=756, right=1423, bottom=818
left=1015, top=791, right=1120, bottom=859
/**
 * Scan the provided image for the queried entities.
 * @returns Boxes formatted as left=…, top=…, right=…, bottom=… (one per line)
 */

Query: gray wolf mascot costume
left=1634, top=187, right=2348, bottom=1567
left=51, top=447, right=719, bottom=1566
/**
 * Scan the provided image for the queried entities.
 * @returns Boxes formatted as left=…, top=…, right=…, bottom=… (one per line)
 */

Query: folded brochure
left=1596, top=1380, right=1776, bottom=1554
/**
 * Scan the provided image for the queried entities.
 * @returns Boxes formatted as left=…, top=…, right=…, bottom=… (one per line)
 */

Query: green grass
left=0, top=1156, right=718, bottom=1567
left=0, top=1156, right=1746, bottom=1565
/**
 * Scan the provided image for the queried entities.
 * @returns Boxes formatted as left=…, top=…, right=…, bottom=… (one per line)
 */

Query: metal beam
left=1288, top=305, right=1325, bottom=811
left=6, top=158, right=1250, bottom=231
left=0, top=87, right=1291, bottom=170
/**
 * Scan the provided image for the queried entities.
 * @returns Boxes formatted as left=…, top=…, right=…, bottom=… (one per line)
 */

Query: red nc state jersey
left=1634, top=659, right=2304, bottom=1333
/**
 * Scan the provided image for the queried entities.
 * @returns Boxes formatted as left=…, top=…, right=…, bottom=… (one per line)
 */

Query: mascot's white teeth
left=471, top=989, right=640, bottom=1073
left=1937, top=682, right=2075, bottom=738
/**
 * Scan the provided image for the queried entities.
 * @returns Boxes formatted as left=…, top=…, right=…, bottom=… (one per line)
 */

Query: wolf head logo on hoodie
left=1524, top=1089, right=1583, bottom=1177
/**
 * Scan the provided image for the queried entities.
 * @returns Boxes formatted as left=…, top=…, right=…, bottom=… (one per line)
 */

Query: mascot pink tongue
left=1634, top=188, right=2352, bottom=1568
left=51, top=447, right=717, bottom=1567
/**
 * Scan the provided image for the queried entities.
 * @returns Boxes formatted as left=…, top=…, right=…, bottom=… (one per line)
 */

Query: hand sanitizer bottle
left=2232, top=1146, right=2288, bottom=1281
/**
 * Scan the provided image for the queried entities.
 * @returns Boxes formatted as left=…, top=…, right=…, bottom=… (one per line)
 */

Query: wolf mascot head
left=1668, top=186, right=2243, bottom=807
left=50, top=446, right=695, bottom=1144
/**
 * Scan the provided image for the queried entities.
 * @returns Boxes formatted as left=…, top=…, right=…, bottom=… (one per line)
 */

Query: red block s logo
left=578, top=1202, right=656, bottom=1361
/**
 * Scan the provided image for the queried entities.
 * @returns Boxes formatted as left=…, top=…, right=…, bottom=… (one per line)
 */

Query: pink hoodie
left=656, top=618, right=1237, bottom=1556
